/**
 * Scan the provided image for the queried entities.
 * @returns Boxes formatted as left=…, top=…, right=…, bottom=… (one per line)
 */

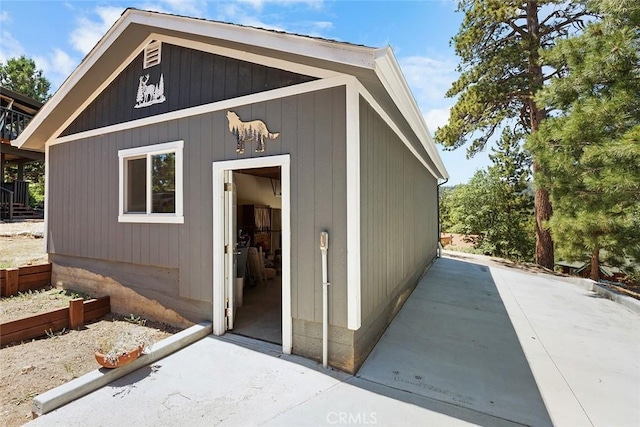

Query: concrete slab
left=358, top=257, right=553, bottom=427
left=29, top=336, right=344, bottom=426
left=27, top=335, right=488, bottom=427
left=26, top=254, right=640, bottom=427
left=32, top=322, right=213, bottom=416
left=264, top=377, right=521, bottom=427
left=489, top=266, right=640, bottom=427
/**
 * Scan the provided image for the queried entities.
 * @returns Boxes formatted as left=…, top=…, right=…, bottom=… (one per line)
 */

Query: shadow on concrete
left=104, top=364, right=162, bottom=390
left=355, top=256, right=553, bottom=426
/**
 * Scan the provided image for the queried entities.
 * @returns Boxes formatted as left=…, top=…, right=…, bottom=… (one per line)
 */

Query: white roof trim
left=127, top=10, right=378, bottom=70
left=15, top=10, right=134, bottom=149
left=374, top=49, right=449, bottom=179
left=357, top=80, right=441, bottom=180
left=16, top=9, right=448, bottom=180
left=50, top=76, right=353, bottom=146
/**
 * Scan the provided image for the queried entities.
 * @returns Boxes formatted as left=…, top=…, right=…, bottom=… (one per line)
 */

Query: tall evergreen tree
left=529, top=0, right=640, bottom=280
left=0, top=55, right=51, bottom=102
left=435, top=0, right=592, bottom=269
left=446, top=128, right=535, bottom=260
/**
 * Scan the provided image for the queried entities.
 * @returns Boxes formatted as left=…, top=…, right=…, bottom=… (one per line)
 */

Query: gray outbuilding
left=16, top=8, right=448, bottom=373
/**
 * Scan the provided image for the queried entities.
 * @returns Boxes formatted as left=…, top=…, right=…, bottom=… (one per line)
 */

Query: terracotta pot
left=94, top=346, right=144, bottom=369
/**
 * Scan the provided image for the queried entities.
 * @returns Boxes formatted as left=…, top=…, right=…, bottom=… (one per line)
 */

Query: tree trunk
left=590, top=246, right=600, bottom=281
left=533, top=170, right=554, bottom=268
left=527, top=0, right=555, bottom=269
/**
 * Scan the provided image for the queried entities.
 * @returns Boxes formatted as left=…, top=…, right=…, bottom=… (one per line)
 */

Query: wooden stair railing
left=0, top=186, right=14, bottom=220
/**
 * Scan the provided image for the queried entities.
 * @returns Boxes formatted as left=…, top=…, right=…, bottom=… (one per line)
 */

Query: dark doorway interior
left=231, top=166, right=283, bottom=345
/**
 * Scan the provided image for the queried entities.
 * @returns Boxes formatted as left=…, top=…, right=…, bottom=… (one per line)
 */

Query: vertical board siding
left=48, top=86, right=348, bottom=327
left=295, top=91, right=316, bottom=322
left=359, top=98, right=438, bottom=322
left=61, top=43, right=316, bottom=136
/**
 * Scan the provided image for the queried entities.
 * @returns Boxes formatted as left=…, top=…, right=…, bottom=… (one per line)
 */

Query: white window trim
left=118, top=140, right=184, bottom=224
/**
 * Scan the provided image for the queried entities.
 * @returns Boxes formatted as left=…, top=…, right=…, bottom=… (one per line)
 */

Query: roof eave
left=373, top=48, right=449, bottom=180
left=16, top=9, right=380, bottom=150
left=128, top=10, right=378, bottom=70
left=15, top=9, right=135, bottom=150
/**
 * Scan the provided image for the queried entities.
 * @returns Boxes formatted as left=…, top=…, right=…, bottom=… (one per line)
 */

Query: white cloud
left=69, top=6, right=122, bottom=55
left=312, top=21, right=332, bottom=30
left=303, top=20, right=333, bottom=36
left=237, top=0, right=265, bottom=10
left=0, top=11, right=9, bottom=22
left=236, top=0, right=324, bottom=11
left=214, top=0, right=328, bottom=34
left=0, top=30, right=24, bottom=63
left=34, top=48, right=78, bottom=92
left=397, top=54, right=459, bottom=134
left=424, top=107, right=452, bottom=134
left=137, top=0, right=211, bottom=16
left=399, top=55, right=457, bottom=102
left=137, top=3, right=172, bottom=14
left=214, top=2, right=285, bottom=30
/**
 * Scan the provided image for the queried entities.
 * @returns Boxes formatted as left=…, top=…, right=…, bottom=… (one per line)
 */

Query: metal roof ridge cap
left=129, top=10, right=378, bottom=70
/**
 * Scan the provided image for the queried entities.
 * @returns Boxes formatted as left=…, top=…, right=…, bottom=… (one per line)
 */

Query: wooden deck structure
left=0, top=86, right=44, bottom=220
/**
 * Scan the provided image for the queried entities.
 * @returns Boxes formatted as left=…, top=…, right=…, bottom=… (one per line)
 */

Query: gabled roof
left=16, top=8, right=448, bottom=179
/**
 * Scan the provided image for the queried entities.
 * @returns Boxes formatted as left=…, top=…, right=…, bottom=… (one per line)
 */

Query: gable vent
left=143, top=41, right=161, bottom=69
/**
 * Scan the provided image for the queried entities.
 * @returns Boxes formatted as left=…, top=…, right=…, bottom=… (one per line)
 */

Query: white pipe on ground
left=320, top=231, right=330, bottom=368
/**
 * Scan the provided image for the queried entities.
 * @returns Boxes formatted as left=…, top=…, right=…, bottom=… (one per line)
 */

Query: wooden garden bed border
left=0, top=296, right=110, bottom=346
left=0, top=263, right=52, bottom=297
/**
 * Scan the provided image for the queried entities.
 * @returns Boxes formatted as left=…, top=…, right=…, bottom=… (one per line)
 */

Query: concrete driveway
left=28, top=254, right=640, bottom=426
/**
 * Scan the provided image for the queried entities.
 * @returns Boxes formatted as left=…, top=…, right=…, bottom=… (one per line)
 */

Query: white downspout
left=320, top=231, right=330, bottom=368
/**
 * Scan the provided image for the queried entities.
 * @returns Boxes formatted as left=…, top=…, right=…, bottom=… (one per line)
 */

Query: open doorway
left=232, top=166, right=283, bottom=344
left=212, top=155, right=291, bottom=353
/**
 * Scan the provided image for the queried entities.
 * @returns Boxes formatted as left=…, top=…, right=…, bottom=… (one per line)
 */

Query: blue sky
left=0, top=0, right=492, bottom=185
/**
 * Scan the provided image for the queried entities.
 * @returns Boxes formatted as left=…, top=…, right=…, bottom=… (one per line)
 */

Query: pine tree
left=0, top=55, right=51, bottom=102
left=529, top=0, right=640, bottom=280
left=157, top=74, right=165, bottom=101
left=487, top=128, right=535, bottom=259
left=136, top=77, right=144, bottom=105
left=435, top=0, right=593, bottom=268
left=445, top=128, right=535, bottom=260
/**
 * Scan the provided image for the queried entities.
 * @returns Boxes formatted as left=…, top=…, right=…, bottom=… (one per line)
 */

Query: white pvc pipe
left=320, top=231, right=329, bottom=368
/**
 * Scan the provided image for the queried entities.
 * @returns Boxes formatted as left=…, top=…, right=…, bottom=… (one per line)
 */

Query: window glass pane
left=126, top=158, right=146, bottom=213
left=151, top=152, right=175, bottom=213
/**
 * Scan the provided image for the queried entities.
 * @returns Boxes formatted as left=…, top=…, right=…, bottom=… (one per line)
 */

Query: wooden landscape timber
left=0, top=263, right=52, bottom=296
left=0, top=296, right=110, bottom=346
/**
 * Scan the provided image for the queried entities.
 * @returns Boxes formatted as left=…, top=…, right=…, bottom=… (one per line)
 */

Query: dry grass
left=0, top=287, right=88, bottom=323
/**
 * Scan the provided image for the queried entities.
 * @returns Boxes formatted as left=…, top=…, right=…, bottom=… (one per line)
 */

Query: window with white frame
left=118, top=140, right=184, bottom=223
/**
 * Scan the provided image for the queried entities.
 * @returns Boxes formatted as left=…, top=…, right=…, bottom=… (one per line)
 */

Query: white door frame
left=212, top=154, right=292, bottom=354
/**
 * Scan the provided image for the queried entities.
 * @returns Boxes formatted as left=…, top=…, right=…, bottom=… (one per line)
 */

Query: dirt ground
left=0, top=220, right=47, bottom=267
left=0, top=314, right=178, bottom=427
left=0, top=287, right=88, bottom=323
left=0, top=220, right=180, bottom=427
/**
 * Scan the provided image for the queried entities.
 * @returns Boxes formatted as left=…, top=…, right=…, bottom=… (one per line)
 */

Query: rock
left=21, top=365, right=36, bottom=374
